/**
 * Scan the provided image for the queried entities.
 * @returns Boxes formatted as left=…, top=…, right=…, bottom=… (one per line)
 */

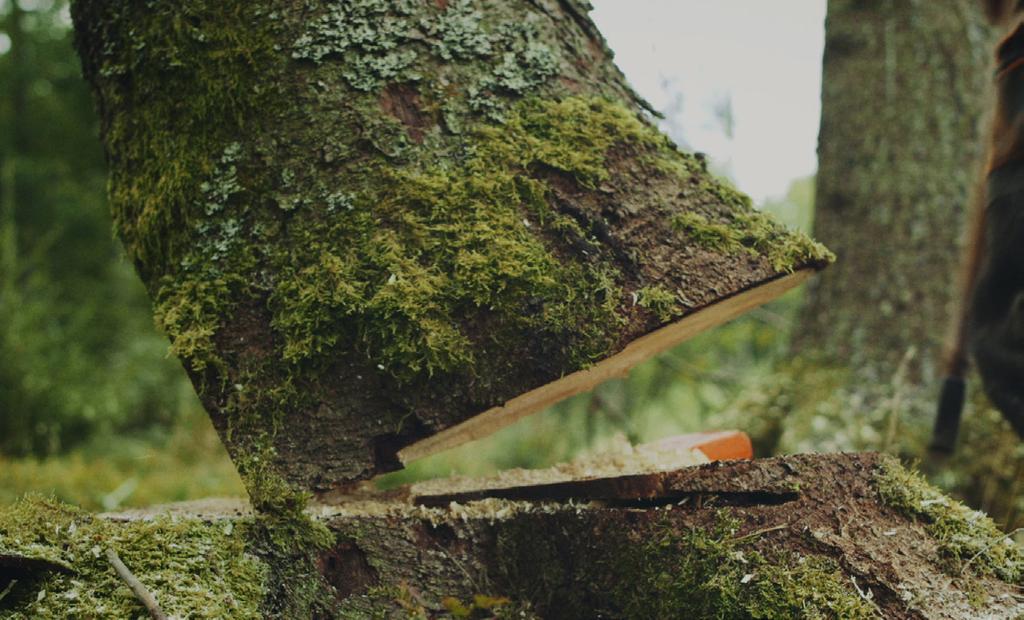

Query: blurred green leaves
left=0, top=0, right=196, bottom=456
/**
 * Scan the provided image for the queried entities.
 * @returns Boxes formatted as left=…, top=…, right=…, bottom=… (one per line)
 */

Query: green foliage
left=0, top=495, right=267, bottom=619
left=0, top=406, right=243, bottom=511
left=876, top=456, right=1024, bottom=582
left=0, top=0, right=192, bottom=456
left=618, top=513, right=878, bottom=619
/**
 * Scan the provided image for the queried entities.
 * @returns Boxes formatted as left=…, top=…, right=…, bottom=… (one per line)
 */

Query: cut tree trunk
left=70, top=0, right=831, bottom=494
left=5, top=453, right=1020, bottom=619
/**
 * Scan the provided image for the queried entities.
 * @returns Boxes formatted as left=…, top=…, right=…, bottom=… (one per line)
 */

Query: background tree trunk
left=0, top=1, right=25, bottom=297
left=756, top=0, right=1024, bottom=530
left=793, top=0, right=993, bottom=382
left=71, top=0, right=829, bottom=495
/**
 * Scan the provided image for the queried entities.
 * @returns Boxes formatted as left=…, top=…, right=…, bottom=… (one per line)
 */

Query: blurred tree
left=793, top=0, right=993, bottom=382
left=0, top=0, right=192, bottom=455
left=748, top=0, right=1024, bottom=528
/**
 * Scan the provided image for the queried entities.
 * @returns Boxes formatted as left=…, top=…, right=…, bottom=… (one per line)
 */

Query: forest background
left=4, top=0, right=1017, bottom=531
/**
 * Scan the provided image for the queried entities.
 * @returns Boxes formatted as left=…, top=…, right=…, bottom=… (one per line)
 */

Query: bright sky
left=591, top=0, right=827, bottom=203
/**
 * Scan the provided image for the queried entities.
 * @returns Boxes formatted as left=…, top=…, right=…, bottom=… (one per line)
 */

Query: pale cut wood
left=398, top=269, right=813, bottom=464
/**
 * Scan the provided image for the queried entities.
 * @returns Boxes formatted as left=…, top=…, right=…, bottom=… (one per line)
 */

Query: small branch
left=105, top=548, right=168, bottom=620
left=731, top=523, right=788, bottom=544
left=0, top=579, right=16, bottom=604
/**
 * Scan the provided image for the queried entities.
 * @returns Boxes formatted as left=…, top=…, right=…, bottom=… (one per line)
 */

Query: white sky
left=591, top=0, right=827, bottom=203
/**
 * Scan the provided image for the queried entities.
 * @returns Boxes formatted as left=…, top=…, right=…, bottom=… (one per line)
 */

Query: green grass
left=0, top=406, right=244, bottom=511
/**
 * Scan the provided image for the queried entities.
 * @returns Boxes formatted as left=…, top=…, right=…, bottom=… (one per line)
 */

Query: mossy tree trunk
left=71, top=0, right=829, bottom=496
left=793, top=0, right=992, bottom=381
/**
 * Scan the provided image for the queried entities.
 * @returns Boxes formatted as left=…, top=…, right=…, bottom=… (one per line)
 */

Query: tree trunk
left=793, top=0, right=993, bottom=381
left=5, top=453, right=1023, bottom=618
left=0, top=1, right=26, bottom=296
left=70, top=0, right=829, bottom=495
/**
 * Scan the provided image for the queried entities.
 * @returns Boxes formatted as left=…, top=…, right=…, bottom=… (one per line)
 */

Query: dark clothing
left=970, top=169, right=1024, bottom=437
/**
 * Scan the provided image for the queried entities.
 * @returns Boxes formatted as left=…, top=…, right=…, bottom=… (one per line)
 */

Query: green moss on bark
left=875, top=455, right=1024, bottom=582
left=618, top=513, right=878, bottom=619
left=636, top=285, right=679, bottom=322
left=672, top=209, right=834, bottom=273
left=86, top=2, right=282, bottom=280
left=269, top=97, right=662, bottom=380
left=0, top=495, right=266, bottom=619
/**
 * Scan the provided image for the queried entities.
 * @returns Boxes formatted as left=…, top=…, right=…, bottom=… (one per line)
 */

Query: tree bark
left=70, top=0, right=830, bottom=494
left=5, top=453, right=1020, bottom=618
left=793, top=0, right=993, bottom=381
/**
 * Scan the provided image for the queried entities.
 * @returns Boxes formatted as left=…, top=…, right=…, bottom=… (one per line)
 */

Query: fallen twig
left=0, top=580, right=16, bottom=604
left=105, top=548, right=167, bottom=620
left=731, top=523, right=788, bottom=544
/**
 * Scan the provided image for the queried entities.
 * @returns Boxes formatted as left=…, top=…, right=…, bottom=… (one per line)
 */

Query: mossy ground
left=0, top=495, right=266, bottom=619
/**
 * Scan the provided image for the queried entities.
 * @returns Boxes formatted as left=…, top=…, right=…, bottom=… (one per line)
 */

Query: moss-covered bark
left=71, top=0, right=830, bottom=495
left=793, top=0, right=994, bottom=379
left=3, top=454, right=1022, bottom=618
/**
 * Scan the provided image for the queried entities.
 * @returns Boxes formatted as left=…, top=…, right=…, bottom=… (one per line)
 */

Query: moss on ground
left=875, top=455, right=1024, bottom=582
left=0, top=495, right=267, bottom=619
left=618, top=513, right=878, bottom=619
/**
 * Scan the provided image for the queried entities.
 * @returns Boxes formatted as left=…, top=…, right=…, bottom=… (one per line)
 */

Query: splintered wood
left=398, top=271, right=810, bottom=464
left=411, top=431, right=753, bottom=506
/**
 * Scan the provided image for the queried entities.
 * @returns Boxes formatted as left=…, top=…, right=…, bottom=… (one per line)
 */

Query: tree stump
left=3, top=454, right=1023, bottom=618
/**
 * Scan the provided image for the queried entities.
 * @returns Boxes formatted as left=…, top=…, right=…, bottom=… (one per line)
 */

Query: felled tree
left=71, top=0, right=830, bottom=495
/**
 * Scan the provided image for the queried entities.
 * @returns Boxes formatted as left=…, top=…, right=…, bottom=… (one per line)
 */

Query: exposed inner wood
left=408, top=431, right=752, bottom=506
left=397, top=269, right=813, bottom=464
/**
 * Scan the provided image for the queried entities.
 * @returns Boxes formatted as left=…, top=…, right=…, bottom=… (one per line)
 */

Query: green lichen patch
left=0, top=495, right=267, bottom=619
left=291, top=0, right=560, bottom=124
left=875, top=455, right=1024, bottom=582
left=672, top=209, right=834, bottom=273
left=618, top=513, right=878, bottom=619
left=291, top=0, right=419, bottom=90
